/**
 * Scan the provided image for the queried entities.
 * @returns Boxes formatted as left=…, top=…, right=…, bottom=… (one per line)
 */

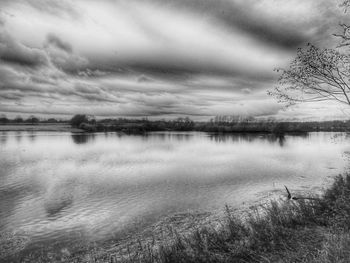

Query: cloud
left=78, top=69, right=108, bottom=77
left=46, top=33, right=72, bottom=53
left=0, top=31, right=48, bottom=67
left=0, top=16, right=5, bottom=26
left=134, top=0, right=342, bottom=49
left=18, top=0, right=79, bottom=19
left=44, top=33, right=88, bottom=74
left=241, top=88, right=252, bottom=95
left=0, top=0, right=348, bottom=120
left=137, top=75, right=153, bottom=83
left=47, top=48, right=88, bottom=74
left=144, top=0, right=309, bottom=49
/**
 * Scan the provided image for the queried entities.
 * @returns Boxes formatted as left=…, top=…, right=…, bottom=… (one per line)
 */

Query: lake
left=0, top=131, right=349, bottom=260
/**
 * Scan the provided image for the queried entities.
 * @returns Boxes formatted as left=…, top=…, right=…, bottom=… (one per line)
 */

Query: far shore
left=0, top=124, right=84, bottom=132
left=1, top=122, right=349, bottom=135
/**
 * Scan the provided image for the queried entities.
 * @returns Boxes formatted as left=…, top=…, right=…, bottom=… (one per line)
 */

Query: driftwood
left=284, top=185, right=320, bottom=201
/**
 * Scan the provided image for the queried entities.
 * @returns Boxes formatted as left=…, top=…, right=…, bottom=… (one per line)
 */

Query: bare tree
left=333, top=1, right=350, bottom=47
left=269, top=1, right=350, bottom=107
left=333, top=23, right=350, bottom=47
left=340, top=0, right=350, bottom=11
left=269, top=45, right=350, bottom=106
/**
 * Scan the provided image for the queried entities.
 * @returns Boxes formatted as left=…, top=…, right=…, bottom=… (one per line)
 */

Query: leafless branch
left=269, top=45, right=350, bottom=107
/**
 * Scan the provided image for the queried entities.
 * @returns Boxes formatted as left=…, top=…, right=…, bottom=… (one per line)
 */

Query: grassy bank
left=12, top=174, right=350, bottom=263
left=117, top=174, right=350, bottom=263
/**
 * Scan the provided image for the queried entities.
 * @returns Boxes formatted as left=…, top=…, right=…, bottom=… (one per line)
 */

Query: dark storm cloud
left=88, top=53, right=278, bottom=84
left=217, top=11, right=306, bottom=49
left=148, top=0, right=308, bottom=49
left=0, top=32, right=48, bottom=67
left=0, top=66, right=121, bottom=105
left=49, top=51, right=88, bottom=74
left=44, top=33, right=89, bottom=74
left=132, top=0, right=337, bottom=50
left=0, top=91, right=23, bottom=101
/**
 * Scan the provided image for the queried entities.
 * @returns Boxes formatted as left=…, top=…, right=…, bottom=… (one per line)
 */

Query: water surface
left=0, top=131, right=349, bottom=259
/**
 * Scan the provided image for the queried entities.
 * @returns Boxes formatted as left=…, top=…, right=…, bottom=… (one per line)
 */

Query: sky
left=0, top=0, right=349, bottom=120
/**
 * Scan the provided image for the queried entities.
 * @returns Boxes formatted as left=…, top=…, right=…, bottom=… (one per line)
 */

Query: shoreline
left=0, top=124, right=347, bottom=135
left=74, top=175, right=350, bottom=263
left=7, top=184, right=328, bottom=262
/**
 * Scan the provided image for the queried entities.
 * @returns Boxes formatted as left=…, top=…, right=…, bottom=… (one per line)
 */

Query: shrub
left=70, top=114, right=89, bottom=127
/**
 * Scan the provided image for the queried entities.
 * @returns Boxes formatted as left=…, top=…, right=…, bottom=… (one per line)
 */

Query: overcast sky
left=0, top=0, right=349, bottom=120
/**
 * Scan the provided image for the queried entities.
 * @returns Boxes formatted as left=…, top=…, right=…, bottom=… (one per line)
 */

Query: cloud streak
left=0, top=0, right=348, bottom=120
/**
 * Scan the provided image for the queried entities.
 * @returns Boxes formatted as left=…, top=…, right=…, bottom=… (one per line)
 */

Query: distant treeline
left=69, top=114, right=350, bottom=134
left=2, top=113, right=350, bottom=133
left=0, top=114, right=66, bottom=125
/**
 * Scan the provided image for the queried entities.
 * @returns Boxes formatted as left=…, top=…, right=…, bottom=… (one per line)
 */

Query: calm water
left=0, top=131, right=349, bottom=259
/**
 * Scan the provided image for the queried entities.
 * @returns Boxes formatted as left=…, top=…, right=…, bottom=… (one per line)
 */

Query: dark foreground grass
left=121, top=174, right=350, bottom=263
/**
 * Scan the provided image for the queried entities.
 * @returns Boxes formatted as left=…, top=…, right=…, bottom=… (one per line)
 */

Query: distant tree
left=170, top=117, right=194, bottom=130
left=229, top=115, right=241, bottom=123
left=14, top=116, right=23, bottom=123
left=0, top=114, right=9, bottom=124
left=269, top=45, right=350, bottom=106
left=267, top=117, right=276, bottom=123
left=246, top=116, right=256, bottom=123
left=184, top=117, right=194, bottom=129
left=269, top=2, right=350, bottom=109
left=26, top=115, right=39, bottom=124
left=70, top=114, right=89, bottom=127
left=272, top=122, right=289, bottom=135
left=47, top=118, right=58, bottom=123
left=87, top=115, right=96, bottom=125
